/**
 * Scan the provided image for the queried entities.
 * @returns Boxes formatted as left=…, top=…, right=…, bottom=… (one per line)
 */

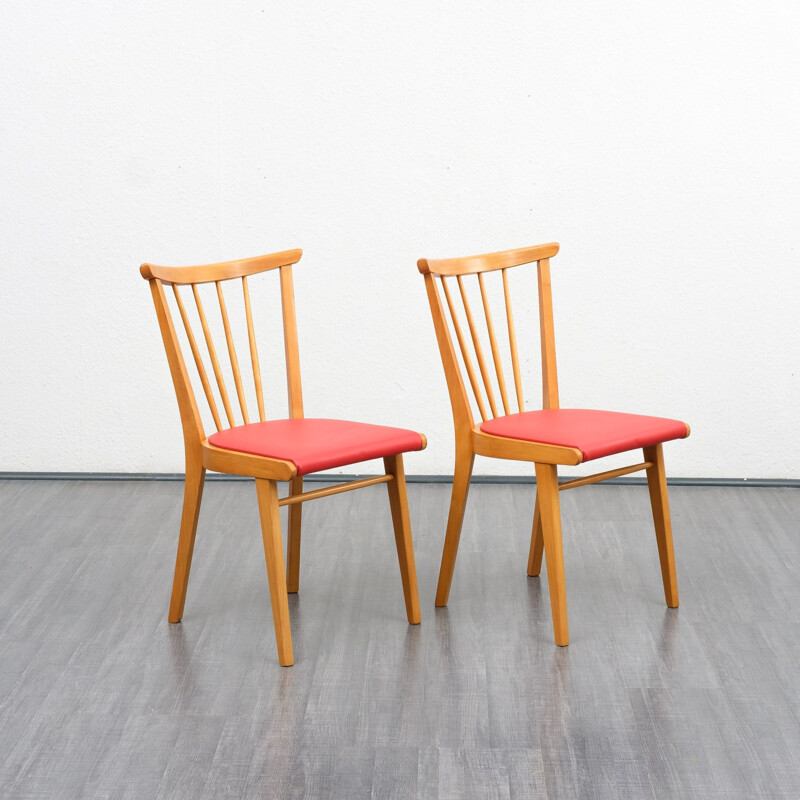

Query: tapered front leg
left=168, top=455, right=206, bottom=623
left=527, top=492, right=544, bottom=577
left=435, top=451, right=475, bottom=607
left=384, top=454, right=421, bottom=624
left=534, top=462, right=569, bottom=646
left=255, top=478, right=294, bottom=666
left=644, top=444, right=679, bottom=608
left=286, top=476, right=303, bottom=593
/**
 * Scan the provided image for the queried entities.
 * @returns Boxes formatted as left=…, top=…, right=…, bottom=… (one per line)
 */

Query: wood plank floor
left=1, top=478, right=799, bottom=798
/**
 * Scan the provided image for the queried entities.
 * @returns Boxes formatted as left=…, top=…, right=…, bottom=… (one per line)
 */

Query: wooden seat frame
left=142, top=249, right=423, bottom=666
left=418, top=243, right=687, bottom=646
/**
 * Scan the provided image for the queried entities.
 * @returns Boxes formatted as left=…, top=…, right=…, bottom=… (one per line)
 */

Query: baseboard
left=1, top=471, right=798, bottom=488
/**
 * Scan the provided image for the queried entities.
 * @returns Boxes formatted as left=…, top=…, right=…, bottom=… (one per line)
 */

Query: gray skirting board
left=1, top=471, right=798, bottom=487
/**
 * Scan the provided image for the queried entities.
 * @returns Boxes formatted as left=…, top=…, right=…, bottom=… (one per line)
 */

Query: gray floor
left=1, top=478, right=799, bottom=799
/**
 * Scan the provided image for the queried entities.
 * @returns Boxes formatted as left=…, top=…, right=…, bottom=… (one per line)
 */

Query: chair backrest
left=418, top=243, right=560, bottom=434
left=140, top=249, right=304, bottom=450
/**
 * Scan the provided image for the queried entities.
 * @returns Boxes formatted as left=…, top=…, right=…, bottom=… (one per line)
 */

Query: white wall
left=1, top=1, right=799, bottom=478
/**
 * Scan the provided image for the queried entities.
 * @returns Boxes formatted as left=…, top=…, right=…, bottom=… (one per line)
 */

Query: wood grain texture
left=472, top=430, right=583, bottom=467
left=200, top=440, right=297, bottom=481
left=215, top=281, right=250, bottom=425
left=192, top=283, right=236, bottom=428
left=285, top=475, right=303, bottom=593
left=140, top=248, right=303, bottom=284
left=434, top=451, right=474, bottom=607
left=167, top=451, right=205, bottom=623
left=644, top=443, right=680, bottom=607
left=277, top=474, right=393, bottom=506
left=536, top=258, right=559, bottom=410
left=502, top=269, right=524, bottom=413
left=457, top=275, right=499, bottom=417
left=423, top=274, right=474, bottom=433
left=1, top=479, right=799, bottom=798
left=526, top=492, right=544, bottom=577
left=279, top=264, right=304, bottom=419
left=534, top=462, right=569, bottom=645
left=171, top=284, right=223, bottom=431
left=557, top=461, right=651, bottom=491
left=418, top=242, right=560, bottom=276
left=440, top=276, right=489, bottom=422
left=477, top=272, right=511, bottom=416
left=384, top=454, right=421, bottom=625
left=147, top=279, right=205, bottom=442
left=241, top=276, right=266, bottom=422
left=255, top=478, right=294, bottom=666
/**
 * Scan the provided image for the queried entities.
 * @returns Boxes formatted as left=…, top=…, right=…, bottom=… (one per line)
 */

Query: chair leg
left=435, top=450, right=475, bottom=607
left=168, top=457, right=206, bottom=623
left=286, top=476, right=303, bottom=594
left=255, top=478, right=294, bottom=667
left=384, top=455, right=421, bottom=624
left=527, top=492, right=545, bottom=577
left=644, top=444, right=679, bottom=608
left=534, top=462, right=569, bottom=646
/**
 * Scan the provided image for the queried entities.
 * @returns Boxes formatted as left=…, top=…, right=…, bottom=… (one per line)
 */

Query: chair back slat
left=477, top=272, right=511, bottom=416
left=192, top=284, right=236, bottom=428
left=440, top=276, right=489, bottom=422
left=172, top=285, right=223, bottom=432
left=423, top=274, right=474, bottom=431
left=419, top=243, right=560, bottom=432
left=279, top=265, right=304, bottom=419
left=149, top=279, right=206, bottom=443
left=242, top=276, right=266, bottom=422
left=456, top=276, right=499, bottom=418
left=142, top=249, right=305, bottom=448
left=216, top=281, right=250, bottom=425
left=537, top=258, right=559, bottom=409
left=502, top=268, right=525, bottom=413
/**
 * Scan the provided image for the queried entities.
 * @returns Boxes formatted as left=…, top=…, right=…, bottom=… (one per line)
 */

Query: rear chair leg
left=435, top=451, right=475, bottom=607
left=384, top=454, right=421, bottom=624
left=534, top=462, right=569, bottom=646
left=168, top=457, right=206, bottom=623
left=286, top=476, right=303, bottom=593
left=644, top=444, right=679, bottom=608
left=527, top=493, right=544, bottom=576
left=255, top=478, right=294, bottom=666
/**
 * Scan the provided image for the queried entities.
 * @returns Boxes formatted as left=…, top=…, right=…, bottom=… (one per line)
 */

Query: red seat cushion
left=480, top=409, right=688, bottom=462
left=208, top=418, right=425, bottom=476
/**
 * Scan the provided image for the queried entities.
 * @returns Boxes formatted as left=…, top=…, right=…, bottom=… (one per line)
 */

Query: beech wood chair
left=418, top=243, right=690, bottom=646
left=141, top=249, right=425, bottom=666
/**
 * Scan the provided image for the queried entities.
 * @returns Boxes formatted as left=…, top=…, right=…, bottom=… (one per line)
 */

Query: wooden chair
left=418, top=243, right=689, bottom=646
left=141, top=249, right=424, bottom=666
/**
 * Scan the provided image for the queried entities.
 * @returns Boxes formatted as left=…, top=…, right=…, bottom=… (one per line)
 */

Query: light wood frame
left=142, top=249, right=423, bottom=666
left=418, top=243, right=687, bottom=645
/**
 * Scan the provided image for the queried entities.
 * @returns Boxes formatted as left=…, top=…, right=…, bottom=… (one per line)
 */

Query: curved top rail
left=417, top=243, right=559, bottom=276
left=140, top=248, right=303, bottom=285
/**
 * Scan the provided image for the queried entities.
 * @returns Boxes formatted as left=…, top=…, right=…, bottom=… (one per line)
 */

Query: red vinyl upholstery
left=480, top=409, right=689, bottom=462
left=208, top=418, right=425, bottom=476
